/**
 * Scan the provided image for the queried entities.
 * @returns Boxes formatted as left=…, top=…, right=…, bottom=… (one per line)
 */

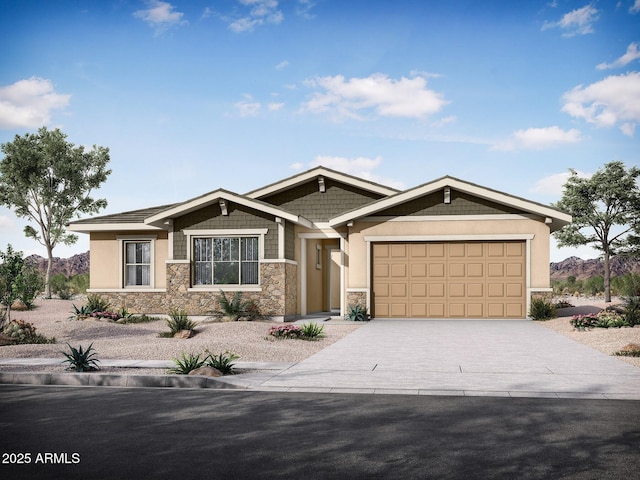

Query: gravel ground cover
left=1, top=296, right=639, bottom=374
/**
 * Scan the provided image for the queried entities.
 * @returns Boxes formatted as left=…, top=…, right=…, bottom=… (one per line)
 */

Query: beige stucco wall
left=89, top=231, right=169, bottom=289
left=345, top=217, right=551, bottom=290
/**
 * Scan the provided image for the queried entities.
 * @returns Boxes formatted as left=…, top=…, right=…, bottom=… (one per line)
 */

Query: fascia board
left=144, top=190, right=312, bottom=227
left=246, top=167, right=398, bottom=199
left=67, top=223, right=165, bottom=232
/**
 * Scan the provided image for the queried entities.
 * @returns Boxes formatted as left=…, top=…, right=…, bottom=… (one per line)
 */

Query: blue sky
left=1, top=0, right=639, bottom=262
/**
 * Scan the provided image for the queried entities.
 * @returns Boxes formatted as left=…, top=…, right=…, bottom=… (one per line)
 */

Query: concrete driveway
left=236, top=320, right=640, bottom=399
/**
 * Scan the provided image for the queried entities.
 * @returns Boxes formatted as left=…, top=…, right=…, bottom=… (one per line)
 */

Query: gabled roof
left=68, top=204, right=178, bottom=232
left=144, top=189, right=313, bottom=228
left=246, top=166, right=399, bottom=199
left=329, top=176, right=572, bottom=231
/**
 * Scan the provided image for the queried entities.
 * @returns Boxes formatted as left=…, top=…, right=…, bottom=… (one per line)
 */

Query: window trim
left=184, top=229, right=267, bottom=288
left=117, top=235, right=157, bottom=289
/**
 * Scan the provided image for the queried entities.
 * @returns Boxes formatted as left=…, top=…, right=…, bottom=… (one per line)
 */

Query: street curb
left=0, top=371, right=242, bottom=389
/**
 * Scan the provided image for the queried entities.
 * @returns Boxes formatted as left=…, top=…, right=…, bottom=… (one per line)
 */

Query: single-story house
left=68, top=166, right=571, bottom=320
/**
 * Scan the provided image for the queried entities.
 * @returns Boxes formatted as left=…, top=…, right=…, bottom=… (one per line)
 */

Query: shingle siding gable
left=260, top=179, right=386, bottom=223
left=173, top=203, right=278, bottom=260
left=373, top=189, right=527, bottom=217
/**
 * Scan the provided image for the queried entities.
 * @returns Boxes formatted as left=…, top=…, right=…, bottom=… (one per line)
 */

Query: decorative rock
left=11, top=299, right=28, bottom=311
left=188, top=366, right=222, bottom=377
left=173, top=330, right=194, bottom=339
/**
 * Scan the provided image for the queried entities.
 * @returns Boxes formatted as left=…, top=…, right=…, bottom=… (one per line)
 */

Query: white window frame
left=184, top=229, right=267, bottom=291
left=117, top=235, right=157, bottom=289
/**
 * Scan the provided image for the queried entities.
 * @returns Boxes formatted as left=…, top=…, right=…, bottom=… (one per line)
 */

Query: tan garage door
left=372, top=241, right=526, bottom=318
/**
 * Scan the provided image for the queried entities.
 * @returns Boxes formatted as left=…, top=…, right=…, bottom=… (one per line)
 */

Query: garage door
left=372, top=241, right=526, bottom=318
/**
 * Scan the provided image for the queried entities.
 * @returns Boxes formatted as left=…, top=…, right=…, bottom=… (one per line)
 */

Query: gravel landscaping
left=1, top=296, right=639, bottom=374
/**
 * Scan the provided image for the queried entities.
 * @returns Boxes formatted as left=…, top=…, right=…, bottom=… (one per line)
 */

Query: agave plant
left=168, top=351, right=206, bottom=374
left=61, top=343, right=100, bottom=372
left=205, top=350, right=239, bottom=375
left=345, top=304, right=369, bottom=322
left=214, top=290, right=258, bottom=321
left=300, top=322, right=324, bottom=340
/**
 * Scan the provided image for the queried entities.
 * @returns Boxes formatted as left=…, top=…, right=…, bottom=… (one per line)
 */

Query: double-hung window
left=124, top=241, right=151, bottom=286
left=193, top=236, right=259, bottom=286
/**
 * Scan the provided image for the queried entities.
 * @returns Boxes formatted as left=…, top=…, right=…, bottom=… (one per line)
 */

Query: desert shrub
left=345, top=304, right=369, bottom=321
left=61, top=343, right=100, bottom=372
left=205, top=350, right=239, bottom=375
left=2, top=319, right=55, bottom=344
left=300, top=322, right=324, bottom=340
left=622, top=296, right=640, bottom=326
left=118, top=314, right=161, bottom=324
left=86, top=294, right=110, bottom=313
left=614, top=343, right=640, bottom=357
left=584, top=276, right=604, bottom=296
left=168, top=351, right=206, bottom=374
left=69, top=273, right=89, bottom=294
left=165, top=308, right=197, bottom=336
left=594, top=310, right=628, bottom=328
left=554, top=299, right=574, bottom=309
left=212, top=290, right=265, bottom=321
left=50, top=273, right=72, bottom=299
left=570, top=314, right=599, bottom=330
left=68, top=304, right=92, bottom=320
left=268, top=324, right=303, bottom=339
left=529, top=297, right=557, bottom=321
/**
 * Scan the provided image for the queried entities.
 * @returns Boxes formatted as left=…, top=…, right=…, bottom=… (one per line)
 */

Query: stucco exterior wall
left=89, top=231, right=168, bottom=289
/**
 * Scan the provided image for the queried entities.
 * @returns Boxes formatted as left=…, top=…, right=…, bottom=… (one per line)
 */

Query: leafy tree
left=0, top=245, right=43, bottom=327
left=0, top=127, right=110, bottom=297
left=553, top=161, right=640, bottom=302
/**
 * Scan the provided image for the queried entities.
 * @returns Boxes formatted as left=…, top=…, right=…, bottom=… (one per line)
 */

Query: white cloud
left=492, top=126, right=582, bottom=151
left=303, top=155, right=405, bottom=189
left=597, top=42, right=640, bottom=70
left=268, top=102, right=284, bottom=111
left=562, top=72, right=640, bottom=136
left=229, top=0, right=283, bottom=32
left=631, top=0, right=640, bottom=13
left=0, top=77, right=71, bottom=129
left=234, top=94, right=261, bottom=116
left=530, top=170, right=591, bottom=197
left=134, top=1, right=187, bottom=35
left=542, top=4, right=599, bottom=37
left=302, top=73, right=448, bottom=121
left=274, top=60, right=289, bottom=70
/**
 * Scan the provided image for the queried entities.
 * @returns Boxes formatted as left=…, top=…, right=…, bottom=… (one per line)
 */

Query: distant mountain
left=550, top=256, right=640, bottom=280
left=26, top=251, right=89, bottom=277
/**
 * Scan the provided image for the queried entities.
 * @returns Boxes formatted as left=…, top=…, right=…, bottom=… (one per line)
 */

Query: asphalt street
left=1, top=385, right=639, bottom=480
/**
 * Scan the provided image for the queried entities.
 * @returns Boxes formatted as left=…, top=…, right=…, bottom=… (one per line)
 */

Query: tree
left=0, top=245, right=43, bottom=328
left=0, top=127, right=111, bottom=297
left=553, top=161, right=640, bottom=302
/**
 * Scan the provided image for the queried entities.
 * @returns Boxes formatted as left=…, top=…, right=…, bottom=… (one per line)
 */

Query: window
left=193, top=237, right=259, bottom=285
left=124, top=241, right=151, bottom=286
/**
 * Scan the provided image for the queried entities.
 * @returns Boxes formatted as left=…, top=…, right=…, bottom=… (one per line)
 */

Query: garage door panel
left=373, top=241, right=525, bottom=319
left=449, top=263, right=465, bottom=277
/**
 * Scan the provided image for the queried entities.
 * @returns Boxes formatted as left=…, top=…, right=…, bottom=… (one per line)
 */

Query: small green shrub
left=2, top=319, right=56, bottom=344
left=554, top=300, right=574, bottom=309
left=165, top=308, right=197, bottom=336
left=623, top=296, right=640, bottom=326
left=529, top=297, right=557, bottom=321
left=571, top=313, right=598, bottom=330
left=300, top=322, right=324, bottom=340
left=68, top=304, right=92, bottom=320
left=118, top=314, right=161, bottom=324
left=61, top=343, right=100, bottom=372
left=168, top=351, right=206, bottom=374
left=268, top=324, right=303, bottom=339
left=595, top=310, right=628, bottom=328
left=205, top=350, right=239, bottom=375
left=345, top=304, right=369, bottom=321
